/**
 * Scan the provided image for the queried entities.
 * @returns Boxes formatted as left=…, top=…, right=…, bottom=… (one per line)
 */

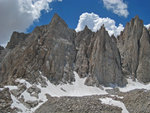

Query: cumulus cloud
left=76, top=12, right=124, bottom=37
left=0, top=0, right=61, bottom=46
left=145, top=24, right=150, bottom=29
left=102, top=0, right=129, bottom=18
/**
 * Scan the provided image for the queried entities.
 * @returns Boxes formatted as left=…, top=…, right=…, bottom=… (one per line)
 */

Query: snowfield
left=2, top=71, right=150, bottom=113
left=5, top=72, right=108, bottom=113
left=118, top=78, right=150, bottom=92
left=99, top=97, right=129, bottom=113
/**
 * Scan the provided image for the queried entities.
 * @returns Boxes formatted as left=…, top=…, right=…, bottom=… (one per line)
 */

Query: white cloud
left=145, top=24, right=150, bottom=29
left=102, top=0, right=129, bottom=18
left=0, top=0, right=61, bottom=45
left=76, top=12, right=124, bottom=37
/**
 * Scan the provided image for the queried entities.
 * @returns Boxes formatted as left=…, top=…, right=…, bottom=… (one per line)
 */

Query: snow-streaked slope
left=58, top=72, right=108, bottom=96
left=11, top=94, right=31, bottom=113
left=36, top=71, right=107, bottom=97
left=4, top=71, right=150, bottom=113
left=5, top=71, right=107, bottom=113
left=100, top=97, right=129, bottom=113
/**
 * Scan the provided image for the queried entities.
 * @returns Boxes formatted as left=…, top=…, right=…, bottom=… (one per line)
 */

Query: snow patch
left=110, top=95, right=124, bottom=99
left=11, top=94, right=30, bottom=113
left=100, top=97, right=129, bottom=113
left=8, top=71, right=107, bottom=112
left=145, top=24, right=150, bottom=29
left=0, top=88, right=4, bottom=91
left=119, top=79, right=150, bottom=92
left=5, top=85, right=18, bottom=90
left=21, top=90, right=37, bottom=101
left=5, top=71, right=150, bottom=112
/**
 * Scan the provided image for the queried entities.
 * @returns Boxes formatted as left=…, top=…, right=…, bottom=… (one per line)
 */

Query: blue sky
left=27, top=0, right=150, bottom=33
left=0, top=0, right=150, bottom=45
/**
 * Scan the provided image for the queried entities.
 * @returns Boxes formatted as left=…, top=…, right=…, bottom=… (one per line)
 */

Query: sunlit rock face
left=87, top=25, right=126, bottom=87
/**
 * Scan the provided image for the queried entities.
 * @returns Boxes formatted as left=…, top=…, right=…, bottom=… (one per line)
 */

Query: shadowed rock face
left=0, top=46, right=4, bottom=54
left=75, top=26, right=95, bottom=78
left=117, top=16, right=150, bottom=83
left=117, top=16, right=143, bottom=78
left=136, top=27, right=150, bottom=82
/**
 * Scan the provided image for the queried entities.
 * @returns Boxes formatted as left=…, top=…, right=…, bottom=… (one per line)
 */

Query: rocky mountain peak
left=101, top=24, right=105, bottom=29
left=111, top=35, right=117, bottom=43
left=83, top=25, right=91, bottom=32
left=84, top=23, right=127, bottom=87
left=96, top=24, right=107, bottom=37
left=49, top=13, right=68, bottom=28
left=6, top=31, right=29, bottom=49
left=0, top=46, right=4, bottom=51
left=123, top=15, right=143, bottom=38
left=134, top=15, right=140, bottom=21
left=117, top=16, right=150, bottom=83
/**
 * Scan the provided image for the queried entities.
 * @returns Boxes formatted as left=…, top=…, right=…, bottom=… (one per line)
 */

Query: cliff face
left=74, top=25, right=126, bottom=87
left=0, top=14, right=150, bottom=87
left=0, top=46, right=4, bottom=54
left=87, top=26, right=126, bottom=87
left=75, top=26, right=95, bottom=78
left=117, top=16, right=150, bottom=83
left=0, top=14, right=76, bottom=85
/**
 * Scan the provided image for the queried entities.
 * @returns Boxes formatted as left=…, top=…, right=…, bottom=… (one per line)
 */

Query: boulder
left=27, top=85, right=41, bottom=98
left=10, top=83, right=26, bottom=97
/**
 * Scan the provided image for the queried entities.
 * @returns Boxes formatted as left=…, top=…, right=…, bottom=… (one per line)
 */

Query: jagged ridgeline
left=0, top=14, right=150, bottom=87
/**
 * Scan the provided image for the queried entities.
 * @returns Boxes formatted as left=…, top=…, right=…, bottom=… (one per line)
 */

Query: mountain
left=117, top=16, right=150, bottom=83
left=0, top=14, right=150, bottom=113
left=0, top=14, right=126, bottom=87
left=0, top=46, right=4, bottom=54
